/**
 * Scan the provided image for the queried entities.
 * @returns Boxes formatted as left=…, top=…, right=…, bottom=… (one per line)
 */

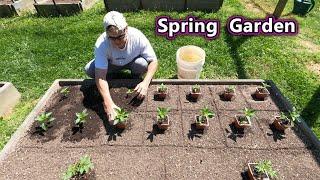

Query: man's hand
left=103, top=103, right=120, bottom=125
left=134, top=81, right=148, bottom=100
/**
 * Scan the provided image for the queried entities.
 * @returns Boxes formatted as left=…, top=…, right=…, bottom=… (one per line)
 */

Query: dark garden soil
left=1, top=81, right=320, bottom=179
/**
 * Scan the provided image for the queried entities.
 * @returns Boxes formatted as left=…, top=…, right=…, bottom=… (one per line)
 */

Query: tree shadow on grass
left=223, top=29, right=251, bottom=79
left=301, top=86, right=320, bottom=131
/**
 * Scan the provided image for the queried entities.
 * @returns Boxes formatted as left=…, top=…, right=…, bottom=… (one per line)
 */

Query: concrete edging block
left=0, top=82, right=21, bottom=117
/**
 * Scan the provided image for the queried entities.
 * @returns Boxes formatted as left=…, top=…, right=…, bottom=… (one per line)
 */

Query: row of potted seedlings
left=152, top=82, right=272, bottom=102
left=36, top=106, right=299, bottom=134
left=36, top=88, right=300, bottom=134
left=60, top=156, right=278, bottom=180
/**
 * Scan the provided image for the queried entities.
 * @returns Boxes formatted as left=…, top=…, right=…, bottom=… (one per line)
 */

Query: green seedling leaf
left=157, top=107, right=170, bottom=122
left=262, top=82, right=271, bottom=88
left=192, top=84, right=201, bottom=93
left=255, top=160, right=277, bottom=179
left=75, top=109, right=88, bottom=126
left=36, top=112, right=55, bottom=131
left=114, top=108, right=129, bottom=125
left=62, top=155, right=94, bottom=180
left=243, top=107, right=255, bottom=120
left=158, top=83, right=167, bottom=93
left=60, top=87, right=70, bottom=96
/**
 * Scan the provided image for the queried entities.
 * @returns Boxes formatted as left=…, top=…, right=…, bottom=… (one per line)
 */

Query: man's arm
left=95, top=68, right=119, bottom=121
left=135, top=60, right=158, bottom=99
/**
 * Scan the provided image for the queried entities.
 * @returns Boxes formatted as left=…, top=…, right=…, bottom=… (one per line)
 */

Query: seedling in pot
left=113, top=108, right=129, bottom=129
left=223, top=85, right=236, bottom=101
left=254, top=82, right=270, bottom=101
left=234, top=108, right=255, bottom=129
left=190, top=84, right=201, bottom=100
left=195, top=107, right=215, bottom=130
left=60, top=87, right=70, bottom=98
left=273, top=107, right=300, bottom=132
left=75, top=109, right=88, bottom=128
left=156, top=107, right=171, bottom=130
left=155, top=83, right=168, bottom=100
left=36, top=112, right=55, bottom=131
left=248, top=160, right=277, bottom=180
left=62, top=155, right=94, bottom=180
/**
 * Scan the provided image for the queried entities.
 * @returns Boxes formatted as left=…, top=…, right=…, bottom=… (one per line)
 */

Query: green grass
left=0, top=1, right=319, bottom=150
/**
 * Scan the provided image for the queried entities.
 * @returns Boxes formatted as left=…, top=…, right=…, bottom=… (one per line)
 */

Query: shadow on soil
left=146, top=124, right=166, bottom=142
left=187, top=123, right=206, bottom=140
left=266, top=123, right=286, bottom=142
left=225, top=123, right=245, bottom=142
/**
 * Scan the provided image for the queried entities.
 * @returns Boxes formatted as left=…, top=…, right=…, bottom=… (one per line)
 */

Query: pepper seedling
left=191, top=84, right=201, bottom=93
left=157, top=107, right=170, bottom=123
left=114, top=108, right=129, bottom=125
left=254, top=160, right=277, bottom=179
left=75, top=109, right=88, bottom=127
left=36, top=112, right=55, bottom=131
left=225, top=85, right=236, bottom=93
left=62, top=155, right=94, bottom=180
left=60, top=87, right=70, bottom=97
left=197, top=107, right=215, bottom=124
left=158, top=83, right=167, bottom=93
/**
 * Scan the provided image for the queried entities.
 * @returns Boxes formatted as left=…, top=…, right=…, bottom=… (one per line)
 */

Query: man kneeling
left=84, top=11, right=158, bottom=123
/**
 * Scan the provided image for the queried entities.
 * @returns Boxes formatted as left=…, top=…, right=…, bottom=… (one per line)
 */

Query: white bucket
left=176, top=45, right=206, bottom=79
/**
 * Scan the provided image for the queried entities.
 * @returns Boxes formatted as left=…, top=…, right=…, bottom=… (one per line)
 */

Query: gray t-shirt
left=94, top=27, right=157, bottom=69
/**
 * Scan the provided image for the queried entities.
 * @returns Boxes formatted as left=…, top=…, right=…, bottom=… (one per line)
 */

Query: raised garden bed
left=33, top=0, right=98, bottom=17
left=186, top=0, right=224, bottom=12
left=104, top=0, right=224, bottom=12
left=0, top=82, right=21, bottom=117
left=0, top=79, right=319, bottom=179
left=104, top=0, right=140, bottom=12
left=0, top=0, right=17, bottom=17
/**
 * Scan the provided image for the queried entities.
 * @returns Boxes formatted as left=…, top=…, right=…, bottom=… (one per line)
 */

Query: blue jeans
left=84, top=57, right=148, bottom=78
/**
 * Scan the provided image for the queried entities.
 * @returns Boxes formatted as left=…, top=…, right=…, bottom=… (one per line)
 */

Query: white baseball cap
left=103, top=11, right=128, bottom=31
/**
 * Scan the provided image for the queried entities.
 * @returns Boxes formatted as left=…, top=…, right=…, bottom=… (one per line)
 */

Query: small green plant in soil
left=75, top=109, right=88, bottom=127
left=60, top=87, right=70, bottom=97
left=196, top=107, right=215, bottom=124
left=237, top=108, right=255, bottom=126
left=114, top=108, right=129, bottom=125
left=157, top=107, right=170, bottom=123
left=36, top=112, right=55, bottom=131
left=62, top=155, right=94, bottom=180
left=191, top=84, right=201, bottom=93
left=225, top=85, right=236, bottom=93
left=262, top=82, right=271, bottom=88
left=126, top=88, right=134, bottom=94
left=254, top=160, right=277, bottom=179
left=158, top=83, right=167, bottom=93
left=279, top=107, right=300, bottom=126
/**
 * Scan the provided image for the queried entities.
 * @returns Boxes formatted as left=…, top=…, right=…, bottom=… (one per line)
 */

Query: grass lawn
left=0, top=0, right=319, bottom=150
